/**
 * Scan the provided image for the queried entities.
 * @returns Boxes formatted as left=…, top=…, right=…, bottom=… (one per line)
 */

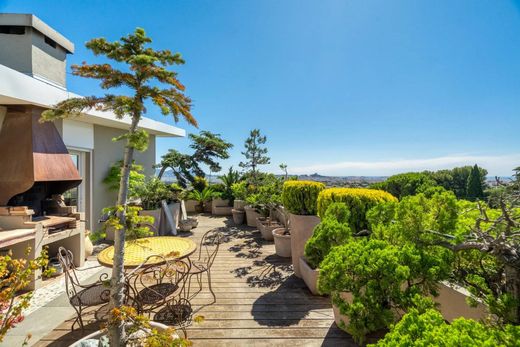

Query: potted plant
left=231, top=181, right=247, bottom=224
left=272, top=206, right=291, bottom=257
left=134, top=178, right=174, bottom=233
left=187, top=187, right=215, bottom=213
left=281, top=180, right=325, bottom=277
left=301, top=203, right=352, bottom=295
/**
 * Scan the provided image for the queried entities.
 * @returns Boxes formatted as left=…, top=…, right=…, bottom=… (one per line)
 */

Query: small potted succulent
left=301, top=203, right=352, bottom=295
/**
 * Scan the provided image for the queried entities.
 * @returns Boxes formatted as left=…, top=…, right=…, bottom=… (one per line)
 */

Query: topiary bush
left=373, top=306, right=520, bottom=346
left=317, top=188, right=397, bottom=232
left=304, top=203, right=352, bottom=269
left=282, top=180, right=325, bottom=215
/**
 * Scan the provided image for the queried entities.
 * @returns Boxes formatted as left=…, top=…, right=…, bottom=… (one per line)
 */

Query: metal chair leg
left=207, top=270, right=216, bottom=304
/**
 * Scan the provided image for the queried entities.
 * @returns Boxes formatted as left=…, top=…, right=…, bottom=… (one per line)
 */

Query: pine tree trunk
left=158, top=166, right=167, bottom=179
left=108, top=114, right=140, bottom=346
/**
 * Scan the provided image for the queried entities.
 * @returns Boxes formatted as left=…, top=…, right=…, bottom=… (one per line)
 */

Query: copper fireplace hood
left=0, top=108, right=82, bottom=212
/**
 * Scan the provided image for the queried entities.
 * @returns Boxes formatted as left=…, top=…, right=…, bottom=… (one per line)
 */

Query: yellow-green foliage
left=317, top=188, right=397, bottom=231
left=282, top=180, right=325, bottom=215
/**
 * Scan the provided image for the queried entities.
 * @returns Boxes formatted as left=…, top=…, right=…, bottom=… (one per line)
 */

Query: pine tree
left=466, top=164, right=485, bottom=201
left=239, top=129, right=270, bottom=181
left=41, top=28, right=197, bottom=345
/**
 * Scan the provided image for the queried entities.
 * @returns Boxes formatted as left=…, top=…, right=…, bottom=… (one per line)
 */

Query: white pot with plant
left=187, top=187, right=215, bottom=214
left=281, top=181, right=325, bottom=278
left=42, top=28, right=198, bottom=345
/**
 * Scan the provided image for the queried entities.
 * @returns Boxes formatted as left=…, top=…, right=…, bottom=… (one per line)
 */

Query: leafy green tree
left=41, top=28, right=197, bottom=344
left=432, top=166, right=488, bottom=199
left=157, top=131, right=232, bottom=186
left=370, top=172, right=437, bottom=199
left=190, top=131, right=233, bottom=175
left=466, top=164, right=485, bottom=201
left=156, top=149, right=197, bottom=187
left=103, top=160, right=145, bottom=198
left=239, top=129, right=270, bottom=182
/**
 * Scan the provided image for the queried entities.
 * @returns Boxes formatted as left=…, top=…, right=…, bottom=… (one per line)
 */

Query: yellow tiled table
left=97, top=236, right=197, bottom=268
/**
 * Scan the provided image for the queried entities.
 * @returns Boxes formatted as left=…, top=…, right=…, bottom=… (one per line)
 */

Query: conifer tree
left=466, top=164, right=485, bottom=201
left=41, top=28, right=197, bottom=344
left=239, top=129, right=270, bottom=182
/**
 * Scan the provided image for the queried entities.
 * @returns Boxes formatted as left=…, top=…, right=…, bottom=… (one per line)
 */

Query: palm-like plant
left=219, top=167, right=241, bottom=204
left=187, top=187, right=215, bottom=212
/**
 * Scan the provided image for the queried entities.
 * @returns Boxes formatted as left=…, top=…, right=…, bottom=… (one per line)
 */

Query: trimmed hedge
left=282, top=180, right=325, bottom=215
left=317, top=188, right=397, bottom=232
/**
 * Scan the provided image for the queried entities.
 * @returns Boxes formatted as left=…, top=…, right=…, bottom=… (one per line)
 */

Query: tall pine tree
left=466, top=164, right=485, bottom=201
left=239, top=129, right=270, bottom=182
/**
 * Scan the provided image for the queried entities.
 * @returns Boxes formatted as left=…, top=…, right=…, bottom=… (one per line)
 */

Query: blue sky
left=2, top=0, right=519, bottom=176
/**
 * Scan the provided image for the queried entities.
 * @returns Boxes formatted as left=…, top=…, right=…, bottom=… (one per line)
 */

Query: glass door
left=63, top=151, right=86, bottom=212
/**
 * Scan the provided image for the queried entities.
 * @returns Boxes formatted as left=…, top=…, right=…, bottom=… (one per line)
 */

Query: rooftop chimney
left=0, top=14, right=74, bottom=88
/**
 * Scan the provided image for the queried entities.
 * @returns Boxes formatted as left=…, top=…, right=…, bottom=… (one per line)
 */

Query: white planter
left=273, top=228, right=291, bottom=257
left=244, top=205, right=262, bottom=227
left=184, top=199, right=198, bottom=213
left=289, top=214, right=321, bottom=278
left=332, top=292, right=353, bottom=331
left=299, top=256, right=320, bottom=295
left=434, top=282, right=488, bottom=322
left=232, top=209, right=245, bottom=225
left=69, top=321, right=174, bottom=347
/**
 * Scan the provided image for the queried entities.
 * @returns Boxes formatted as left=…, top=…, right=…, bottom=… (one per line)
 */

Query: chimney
left=0, top=14, right=74, bottom=88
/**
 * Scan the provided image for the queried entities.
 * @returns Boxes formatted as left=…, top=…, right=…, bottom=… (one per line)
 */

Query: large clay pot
left=289, top=214, right=321, bottom=277
left=233, top=199, right=247, bottom=210
left=244, top=205, right=262, bottom=227
left=232, top=209, right=245, bottom=225
left=299, top=256, right=320, bottom=295
left=273, top=228, right=291, bottom=257
left=257, top=218, right=281, bottom=241
left=332, top=292, right=353, bottom=331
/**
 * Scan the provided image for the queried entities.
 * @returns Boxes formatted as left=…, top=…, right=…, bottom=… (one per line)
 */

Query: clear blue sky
left=2, top=0, right=519, bottom=176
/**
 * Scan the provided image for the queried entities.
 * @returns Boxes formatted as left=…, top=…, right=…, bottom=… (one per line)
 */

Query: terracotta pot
left=273, top=228, right=291, bottom=257
left=84, top=230, right=94, bottom=259
left=232, top=209, right=245, bottom=225
left=139, top=208, right=162, bottom=234
left=244, top=205, right=262, bottom=227
left=332, top=292, right=353, bottom=331
left=233, top=199, right=247, bottom=210
left=257, top=218, right=281, bottom=241
left=289, top=213, right=321, bottom=277
left=299, top=256, right=320, bottom=295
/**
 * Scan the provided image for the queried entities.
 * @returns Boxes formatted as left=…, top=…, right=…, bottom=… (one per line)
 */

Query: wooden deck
left=35, top=215, right=356, bottom=346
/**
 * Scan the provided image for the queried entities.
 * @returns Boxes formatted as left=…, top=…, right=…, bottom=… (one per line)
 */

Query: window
left=44, top=36, right=57, bottom=49
left=0, top=25, right=25, bottom=35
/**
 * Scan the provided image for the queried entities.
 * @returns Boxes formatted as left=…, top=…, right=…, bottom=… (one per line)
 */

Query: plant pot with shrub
left=281, top=180, right=325, bottom=277
left=188, top=187, right=215, bottom=214
left=301, top=203, right=353, bottom=295
left=256, top=216, right=282, bottom=241
left=231, top=181, right=248, bottom=210
left=135, top=178, right=176, bottom=234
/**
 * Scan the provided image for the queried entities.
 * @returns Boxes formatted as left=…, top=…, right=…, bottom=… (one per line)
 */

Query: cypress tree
left=466, top=164, right=485, bottom=201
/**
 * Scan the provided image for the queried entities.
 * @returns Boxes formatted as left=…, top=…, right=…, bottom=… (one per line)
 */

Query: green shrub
left=282, top=180, right=325, bottom=215
left=304, top=203, right=352, bottom=269
left=373, top=307, right=520, bottom=346
left=134, top=178, right=175, bottom=210
left=317, top=188, right=397, bottom=232
left=231, top=181, right=248, bottom=200
left=103, top=160, right=145, bottom=198
left=192, top=176, right=208, bottom=192
left=370, top=172, right=438, bottom=199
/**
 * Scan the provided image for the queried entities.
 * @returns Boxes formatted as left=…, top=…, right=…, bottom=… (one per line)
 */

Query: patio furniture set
left=58, top=230, right=222, bottom=337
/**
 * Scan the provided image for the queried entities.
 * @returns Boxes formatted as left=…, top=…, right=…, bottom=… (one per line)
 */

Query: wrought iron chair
left=126, top=255, right=193, bottom=335
left=57, top=247, right=110, bottom=331
left=185, top=229, right=222, bottom=303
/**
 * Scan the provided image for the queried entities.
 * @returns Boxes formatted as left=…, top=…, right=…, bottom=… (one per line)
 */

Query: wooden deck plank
left=35, top=215, right=355, bottom=346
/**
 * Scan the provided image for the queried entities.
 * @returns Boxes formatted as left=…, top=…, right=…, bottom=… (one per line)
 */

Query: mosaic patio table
left=97, top=236, right=197, bottom=268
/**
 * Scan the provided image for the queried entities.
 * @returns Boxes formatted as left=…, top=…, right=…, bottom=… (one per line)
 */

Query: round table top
left=97, top=236, right=197, bottom=268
